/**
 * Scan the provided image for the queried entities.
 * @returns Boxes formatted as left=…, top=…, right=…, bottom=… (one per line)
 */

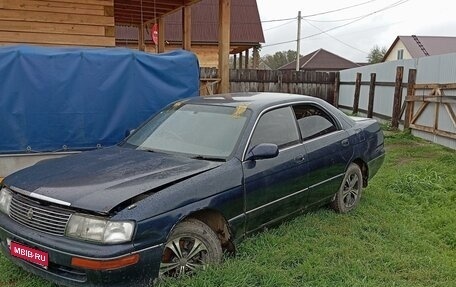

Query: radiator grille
left=9, top=195, right=72, bottom=236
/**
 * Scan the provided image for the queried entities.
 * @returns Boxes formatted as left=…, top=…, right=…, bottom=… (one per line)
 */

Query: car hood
left=4, top=146, right=222, bottom=214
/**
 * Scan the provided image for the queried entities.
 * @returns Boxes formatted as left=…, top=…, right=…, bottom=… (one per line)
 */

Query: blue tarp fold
left=0, top=45, right=200, bottom=153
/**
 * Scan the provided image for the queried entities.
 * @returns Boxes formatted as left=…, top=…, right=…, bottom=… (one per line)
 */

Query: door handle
left=294, top=155, right=305, bottom=162
left=341, top=139, right=350, bottom=147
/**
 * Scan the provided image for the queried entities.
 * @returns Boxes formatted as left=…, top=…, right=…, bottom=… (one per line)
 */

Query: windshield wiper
left=191, top=155, right=225, bottom=162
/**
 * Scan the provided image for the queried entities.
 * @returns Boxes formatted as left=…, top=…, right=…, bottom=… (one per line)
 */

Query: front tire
left=330, top=163, right=363, bottom=213
left=159, top=218, right=222, bottom=278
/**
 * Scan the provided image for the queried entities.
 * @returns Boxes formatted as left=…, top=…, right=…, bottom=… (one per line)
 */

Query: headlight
left=0, top=187, right=13, bottom=215
left=66, top=214, right=135, bottom=244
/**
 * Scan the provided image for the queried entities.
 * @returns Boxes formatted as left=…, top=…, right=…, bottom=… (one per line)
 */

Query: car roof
left=182, top=92, right=355, bottom=129
left=183, top=92, right=326, bottom=111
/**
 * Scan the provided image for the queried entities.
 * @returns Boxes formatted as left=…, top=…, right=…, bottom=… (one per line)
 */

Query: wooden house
left=115, top=0, right=264, bottom=68
left=0, top=0, right=236, bottom=92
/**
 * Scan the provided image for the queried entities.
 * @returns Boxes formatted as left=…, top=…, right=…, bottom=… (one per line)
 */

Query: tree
left=262, top=50, right=302, bottom=70
left=367, top=45, right=388, bottom=64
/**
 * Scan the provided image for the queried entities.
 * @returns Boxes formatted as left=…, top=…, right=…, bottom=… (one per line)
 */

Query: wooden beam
left=158, top=17, right=165, bottom=53
left=244, top=49, right=249, bottom=69
left=233, top=54, right=237, bottom=70
left=138, top=23, right=145, bottom=51
left=406, top=95, right=456, bottom=104
left=444, top=103, right=456, bottom=128
left=0, top=9, right=113, bottom=25
left=1, top=0, right=106, bottom=16
left=414, top=83, right=456, bottom=89
left=404, top=69, right=416, bottom=129
left=410, top=102, right=429, bottom=124
left=391, top=66, right=404, bottom=129
left=410, top=124, right=456, bottom=140
left=0, top=20, right=107, bottom=36
left=367, top=73, right=376, bottom=118
left=353, top=72, right=362, bottom=114
left=434, top=100, right=440, bottom=133
left=182, top=5, right=191, bottom=51
left=218, top=0, right=230, bottom=93
left=333, top=72, right=340, bottom=107
left=0, top=30, right=114, bottom=46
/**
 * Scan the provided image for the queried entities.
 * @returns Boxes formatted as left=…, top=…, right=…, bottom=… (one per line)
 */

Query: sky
left=256, top=0, right=456, bottom=63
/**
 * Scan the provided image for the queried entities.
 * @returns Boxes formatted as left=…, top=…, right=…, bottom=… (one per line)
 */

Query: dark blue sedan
left=0, top=93, right=385, bottom=286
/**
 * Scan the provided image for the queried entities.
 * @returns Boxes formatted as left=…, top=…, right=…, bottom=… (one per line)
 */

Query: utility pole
left=296, top=11, right=301, bottom=71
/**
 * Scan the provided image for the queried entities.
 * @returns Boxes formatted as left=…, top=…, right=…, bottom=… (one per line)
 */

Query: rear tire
left=159, top=218, right=222, bottom=278
left=330, top=163, right=363, bottom=213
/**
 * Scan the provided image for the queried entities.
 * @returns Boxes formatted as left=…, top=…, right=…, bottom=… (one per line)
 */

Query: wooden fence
left=338, top=67, right=456, bottom=141
left=200, top=68, right=337, bottom=103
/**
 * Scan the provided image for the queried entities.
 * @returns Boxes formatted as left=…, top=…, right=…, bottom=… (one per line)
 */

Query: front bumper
left=0, top=213, right=163, bottom=287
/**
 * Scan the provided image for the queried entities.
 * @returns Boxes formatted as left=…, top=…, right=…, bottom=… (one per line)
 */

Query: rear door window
left=292, top=105, right=338, bottom=141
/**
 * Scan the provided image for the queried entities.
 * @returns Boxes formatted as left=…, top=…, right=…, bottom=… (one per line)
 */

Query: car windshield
left=123, top=103, right=250, bottom=159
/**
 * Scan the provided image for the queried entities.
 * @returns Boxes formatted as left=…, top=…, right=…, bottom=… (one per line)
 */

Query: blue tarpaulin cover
left=0, top=45, right=200, bottom=153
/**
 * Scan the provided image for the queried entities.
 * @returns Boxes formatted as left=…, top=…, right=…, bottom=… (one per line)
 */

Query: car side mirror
left=246, top=143, right=279, bottom=161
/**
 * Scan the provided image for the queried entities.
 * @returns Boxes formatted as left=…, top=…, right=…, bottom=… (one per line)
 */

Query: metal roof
left=383, top=35, right=456, bottom=60
left=116, top=0, right=264, bottom=47
left=278, top=49, right=360, bottom=71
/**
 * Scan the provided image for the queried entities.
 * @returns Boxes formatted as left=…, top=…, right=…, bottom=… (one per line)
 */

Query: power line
left=304, top=15, right=366, bottom=23
left=303, top=19, right=369, bottom=55
left=302, top=0, right=377, bottom=18
left=264, top=19, right=295, bottom=31
left=261, top=17, right=296, bottom=23
left=262, top=0, right=410, bottom=48
left=261, top=0, right=375, bottom=24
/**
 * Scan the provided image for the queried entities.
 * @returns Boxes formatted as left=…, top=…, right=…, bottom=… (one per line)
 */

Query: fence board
left=202, top=68, right=336, bottom=102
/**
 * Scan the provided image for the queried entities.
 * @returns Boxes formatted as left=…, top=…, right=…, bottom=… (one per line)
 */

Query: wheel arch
left=166, top=208, right=235, bottom=254
left=187, top=209, right=235, bottom=254
left=352, top=158, right=368, bottom=187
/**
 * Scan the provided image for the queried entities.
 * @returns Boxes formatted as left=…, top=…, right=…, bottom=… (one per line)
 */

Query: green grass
left=1, top=131, right=455, bottom=287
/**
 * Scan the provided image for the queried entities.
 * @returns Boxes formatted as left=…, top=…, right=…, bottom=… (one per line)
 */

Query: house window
left=397, top=49, right=404, bottom=60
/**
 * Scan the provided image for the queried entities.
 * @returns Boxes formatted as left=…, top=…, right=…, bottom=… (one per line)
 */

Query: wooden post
left=245, top=49, right=249, bottom=69
left=158, top=17, right=165, bottom=53
left=239, top=52, right=243, bottom=70
left=182, top=5, right=192, bottom=51
left=233, top=54, right=237, bottom=70
left=404, top=69, right=417, bottom=129
left=391, top=66, right=404, bottom=129
left=218, top=0, right=231, bottom=93
left=367, top=73, right=376, bottom=118
left=253, top=46, right=260, bottom=69
left=333, top=72, right=340, bottom=107
left=353, top=72, right=362, bottom=114
left=138, top=24, right=145, bottom=51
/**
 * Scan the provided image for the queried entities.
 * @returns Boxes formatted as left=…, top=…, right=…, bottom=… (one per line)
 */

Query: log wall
left=0, top=0, right=115, bottom=47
